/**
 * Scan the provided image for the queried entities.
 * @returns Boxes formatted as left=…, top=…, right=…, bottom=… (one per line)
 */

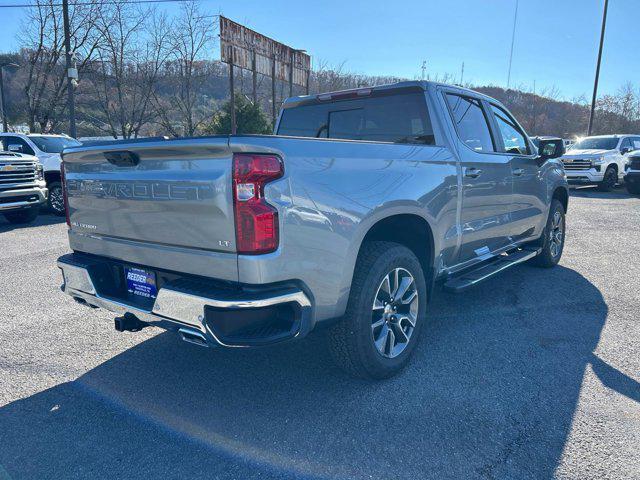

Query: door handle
left=513, top=168, right=525, bottom=176
left=464, top=167, right=482, bottom=178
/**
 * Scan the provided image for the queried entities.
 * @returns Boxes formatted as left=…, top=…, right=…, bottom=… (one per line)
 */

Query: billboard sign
left=219, top=16, right=310, bottom=88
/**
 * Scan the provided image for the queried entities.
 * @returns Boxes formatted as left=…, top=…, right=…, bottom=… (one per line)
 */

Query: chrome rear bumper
left=58, top=254, right=313, bottom=348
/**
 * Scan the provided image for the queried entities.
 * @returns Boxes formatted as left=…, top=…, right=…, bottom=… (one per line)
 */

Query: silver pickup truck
left=57, top=81, right=568, bottom=378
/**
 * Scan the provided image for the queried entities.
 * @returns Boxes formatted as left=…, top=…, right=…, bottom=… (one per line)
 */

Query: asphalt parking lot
left=0, top=188, right=638, bottom=480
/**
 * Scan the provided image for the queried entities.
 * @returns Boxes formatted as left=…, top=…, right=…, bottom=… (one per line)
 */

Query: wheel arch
left=44, top=170, right=61, bottom=185
left=334, top=212, right=436, bottom=319
left=552, top=186, right=569, bottom=213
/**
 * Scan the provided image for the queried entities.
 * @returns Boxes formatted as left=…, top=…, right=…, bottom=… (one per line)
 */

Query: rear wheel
left=47, top=181, right=65, bottom=216
left=530, top=199, right=565, bottom=268
left=597, top=166, right=617, bottom=192
left=3, top=206, right=40, bottom=224
left=328, top=241, right=427, bottom=379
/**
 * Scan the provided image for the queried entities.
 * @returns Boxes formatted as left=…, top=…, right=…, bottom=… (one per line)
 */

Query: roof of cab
left=282, top=80, right=496, bottom=109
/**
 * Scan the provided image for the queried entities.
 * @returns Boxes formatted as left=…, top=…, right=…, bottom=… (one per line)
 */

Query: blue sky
left=0, top=0, right=636, bottom=99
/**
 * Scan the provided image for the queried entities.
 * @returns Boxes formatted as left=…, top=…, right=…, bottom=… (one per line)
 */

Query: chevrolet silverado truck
left=0, top=150, right=47, bottom=224
left=561, top=134, right=640, bottom=191
left=57, top=82, right=568, bottom=379
left=0, top=133, right=82, bottom=215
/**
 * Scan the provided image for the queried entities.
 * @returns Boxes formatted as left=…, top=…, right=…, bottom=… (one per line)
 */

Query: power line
left=0, top=0, right=202, bottom=8
left=506, top=0, right=519, bottom=89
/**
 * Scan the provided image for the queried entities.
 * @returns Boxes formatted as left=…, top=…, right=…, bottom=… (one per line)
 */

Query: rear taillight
left=233, top=153, right=283, bottom=254
left=60, top=162, right=70, bottom=227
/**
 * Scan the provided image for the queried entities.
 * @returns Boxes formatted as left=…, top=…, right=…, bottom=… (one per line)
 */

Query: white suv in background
left=0, top=133, right=81, bottom=215
left=561, top=134, right=639, bottom=191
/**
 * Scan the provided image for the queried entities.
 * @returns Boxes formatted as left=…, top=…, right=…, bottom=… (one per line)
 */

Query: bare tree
left=153, top=2, right=215, bottom=137
left=18, top=0, right=102, bottom=132
left=90, top=1, right=170, bottom=138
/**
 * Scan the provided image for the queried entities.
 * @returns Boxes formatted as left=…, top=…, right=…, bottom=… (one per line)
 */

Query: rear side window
left=489, top=104, right=530, bottom=155
left=277, top=91, right=435, bottom=145
left=444, top=94, right=495, bottom=153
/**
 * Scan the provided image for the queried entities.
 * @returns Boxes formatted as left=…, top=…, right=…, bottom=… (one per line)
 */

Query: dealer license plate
left=124, top=267, right=157, bottom=299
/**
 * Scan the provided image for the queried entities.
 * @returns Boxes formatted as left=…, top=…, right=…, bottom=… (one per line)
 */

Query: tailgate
left=63, top=137, right=236, bottom=254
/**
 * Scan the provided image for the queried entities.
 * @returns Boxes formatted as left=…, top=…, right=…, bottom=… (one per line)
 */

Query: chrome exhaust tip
left=178, top=328, right=209, bottom=347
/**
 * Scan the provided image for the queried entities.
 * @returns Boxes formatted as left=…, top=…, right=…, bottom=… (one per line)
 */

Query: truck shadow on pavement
left=569, top=186, right=635, bottom=199
left=1, top=264, right=637, bottom=479
left=0, top=212, right=65, bottom=233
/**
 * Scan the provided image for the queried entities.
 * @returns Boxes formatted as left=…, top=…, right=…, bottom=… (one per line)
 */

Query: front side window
left=619, top=137, right=632, bottom=152
left=277, top=91, right=435, bottom=145
left=490, top=104, right=530, bottom=155
left=445, top=94, right=495, bottom=153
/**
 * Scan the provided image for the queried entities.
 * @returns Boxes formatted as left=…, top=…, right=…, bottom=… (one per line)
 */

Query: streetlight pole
left=0, top=67, right=6, bottom=133
left=62, top=0, right=77, bottom=138
left=0, top=63, right=19, bottom=133
left=587, top=0, right=609, bottom=136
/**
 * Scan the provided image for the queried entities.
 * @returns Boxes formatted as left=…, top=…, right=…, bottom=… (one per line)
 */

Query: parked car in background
left=0, top=150, right=48, bottom=224
left=624, top=151, right=640, bottom=195
left=561, top=134, right=639, bottom=191
left=0, top=133, right=81, bottom=215
left=57, top=81, right=568, bottom=379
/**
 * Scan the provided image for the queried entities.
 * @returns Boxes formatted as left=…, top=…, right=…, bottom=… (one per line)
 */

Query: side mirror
left=536, top=138, right=565, bottom=162
left=621, top=146, right=632, bottom=155
left=7, top=144, right=23, bottom=153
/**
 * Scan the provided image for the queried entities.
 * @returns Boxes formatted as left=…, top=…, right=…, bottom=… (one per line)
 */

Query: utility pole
left=506, top=0, right=519, bottom=89
left=588, top=0, right=609, bottom=136
left=460, top=62, right=464, bottom=85
left=421, top=60, right=426, bottom=81
left=62, top=0, right=77, bottom=138
left=0, top=67, right=7, bottom=133
left=0, top=62, right=19, bottom=133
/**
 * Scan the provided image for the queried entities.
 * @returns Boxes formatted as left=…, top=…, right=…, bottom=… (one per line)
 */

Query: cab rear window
left=277, top=91, right=435, bottom=145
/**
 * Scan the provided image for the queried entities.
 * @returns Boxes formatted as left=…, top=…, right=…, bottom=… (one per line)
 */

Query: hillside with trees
left=1, top=0, right=639, bottom=139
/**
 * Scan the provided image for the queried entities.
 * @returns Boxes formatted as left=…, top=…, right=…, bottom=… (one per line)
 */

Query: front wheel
left=47, top=181, right=65, bottom=216
left=328, top=241, right=427, bottom=379
left=530, top=199, right=565, bottom=268
left=3, top=206, right=40, bottom=224
left=597, top=166, right=617, bottom=192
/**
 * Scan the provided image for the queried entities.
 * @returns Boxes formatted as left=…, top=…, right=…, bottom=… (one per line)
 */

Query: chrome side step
left=443, top=249, right=539, bottom=293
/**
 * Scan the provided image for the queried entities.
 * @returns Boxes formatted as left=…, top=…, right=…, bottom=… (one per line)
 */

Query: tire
left=3, top=206, right=40, bottom=224
left=47, top=181, right=65, bottom=216
left=530, top=199, right=565, bottom=268
left=328, top=241, right=428, bottom=379
left=626, top=182, right=640, bottom=195
left=597, top=166, right=617, bottom=192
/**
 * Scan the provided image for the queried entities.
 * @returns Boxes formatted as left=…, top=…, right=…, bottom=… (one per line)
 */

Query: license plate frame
left=124, top=266, right=158, bottom=300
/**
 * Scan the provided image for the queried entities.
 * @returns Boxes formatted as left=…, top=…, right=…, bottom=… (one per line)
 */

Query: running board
left=443, top=249, right=539, bottom=293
